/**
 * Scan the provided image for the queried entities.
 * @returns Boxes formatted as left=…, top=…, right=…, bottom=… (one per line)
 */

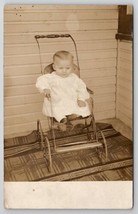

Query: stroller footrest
left=55, top=141, right=102, bottom=153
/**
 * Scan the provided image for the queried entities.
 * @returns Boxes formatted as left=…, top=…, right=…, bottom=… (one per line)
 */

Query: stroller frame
left=35, top=34, right=108, bottom=173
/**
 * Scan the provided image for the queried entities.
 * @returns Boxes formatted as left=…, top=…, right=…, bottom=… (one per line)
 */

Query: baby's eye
left=66, top=67, right=70, bottom=69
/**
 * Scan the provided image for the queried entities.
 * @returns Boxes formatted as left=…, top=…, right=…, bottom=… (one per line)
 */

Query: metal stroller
left=35, top=34, right=108, bottom=173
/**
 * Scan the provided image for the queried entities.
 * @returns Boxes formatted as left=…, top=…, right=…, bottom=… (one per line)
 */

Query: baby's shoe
left=58, top=118, right=67, bottom=132
left=58, top=123, right=67, bottom=132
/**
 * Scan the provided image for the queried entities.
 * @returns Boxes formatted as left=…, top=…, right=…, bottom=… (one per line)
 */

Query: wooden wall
left=116, top=40, right=132, bottom=128
left=4, top=5, right=118, bottom=137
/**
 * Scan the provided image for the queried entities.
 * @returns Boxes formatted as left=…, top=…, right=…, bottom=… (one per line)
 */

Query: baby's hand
left=44, top=89, right=51, bottom=99
left=77, top=99, right=86, bottom=107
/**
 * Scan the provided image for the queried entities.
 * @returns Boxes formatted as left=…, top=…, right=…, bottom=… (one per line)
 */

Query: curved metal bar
left=44, top=135, right=53, bottom=173
left=100, top=130, right=108, bottom=161
left=35, top=34, right=71, bottom=39
left=37, top=120, right=53, bottom=172
left=69, top=35, right=80, bottom=75
left=35, top=38, right=43, bottom=74
left=34, top=33, right=80, bottom=76
left=38, top=120, right=45, bottom=150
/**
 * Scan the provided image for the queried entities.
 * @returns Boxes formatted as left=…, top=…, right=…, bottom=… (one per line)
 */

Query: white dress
left=36, top=72, right=91, bottom=122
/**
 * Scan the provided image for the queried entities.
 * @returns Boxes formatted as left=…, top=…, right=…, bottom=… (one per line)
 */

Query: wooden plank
left=4, top=65, right=116, bottom=77
left=80, top=68, right=116, bottom=78
left=4, top=85, right=116, bottom=103
left=4, top=5, right=118, bottom=11
left=116, top=102, right=132, bottom=119
left=4, top=84, right=116, bottom=96
left=117, top=78, right=132, bottom=92
left=119, top=47, right=132, bottom=54
left=119, top=41, right=132, bottom=51
left=4, top=58, right=117, bottom=75
left=84, top=76, right=116, bottom=87
left=94, top=102, right=115, bottom=112
left=4, top=64, right=42, bottom=76
left=95, top=109, right=115, bottom=120
left=4, top=109, right=115, bottom=137
left=4, top=40, right=117, bottom=58
left=4, top=103, right=42, bottom=116
left=4, top=122, right=37, bottom=138
left=119, top=65, right=132, bottom=74
left=80, top=58, right=116, bottom=70
left=4, top=40, right=117, bottom=55
left=4, top=10, right=118, bottom=22
left=4, top=92, right=115, bottom=106
left=4, top=45, right=116, bottom=59
left=116, top=40, right=132, bottom=128
left=4, top=20, right=118, bottom=33
left=4, top=94, right=43, bottom=106
left=4, top=109, right=116, bottom=137
left=92, top=85, right=116, bottom=94
left=4, top=108, right=115, bottom=127
left=4, top=74, right=38, bottom=86
left=4, top=112, right=45, bottom=126
left=118, top=58, right=132, bottom=71
left=4, top=96, right=115, bottom=117
left=94, top=93, right=115, bottom=103
left=4, top=30, right=117, bottom=44
left=4, top=75, right=116, bottom=87
left=117, top=111, right=132, bottom=128
left=4, top=85, right=39, bottom=96
left=4, top=66, right=116, bottom=77
left=5, top=45, right=116, bottom=60
left=4, top=50, right=117, bottom=66
left=4, top=119, right=48, bottom=138
left=117, top=94, right=132, bottom=110
left=4, top=101, right=116, bottom=126
left=4, top=101, right=115, bottom=117
left=119, top=52, right=132, bottom=62
left=117, top=84, right=132, bottom=98
left=117, top=70, right=132, bottom=81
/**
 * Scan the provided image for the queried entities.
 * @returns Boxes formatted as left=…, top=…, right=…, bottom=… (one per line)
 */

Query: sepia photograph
left=3, top=4, right=133, bottom=208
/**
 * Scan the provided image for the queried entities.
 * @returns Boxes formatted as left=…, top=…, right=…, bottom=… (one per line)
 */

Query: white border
left=1, top=0, right=138, bottom=213
left=4, top=182, right=132, bottom=209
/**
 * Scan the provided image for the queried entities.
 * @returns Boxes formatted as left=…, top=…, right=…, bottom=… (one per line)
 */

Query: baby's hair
left=53, top=50, right=74, bottom=62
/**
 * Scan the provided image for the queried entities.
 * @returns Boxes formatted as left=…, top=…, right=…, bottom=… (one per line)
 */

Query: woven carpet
left=4, top=123, right=133, bottom=181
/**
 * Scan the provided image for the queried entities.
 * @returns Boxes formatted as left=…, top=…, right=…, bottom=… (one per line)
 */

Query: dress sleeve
left=36, top=74, right=51, bottom=93
left=76, top=76, right=90, bottom=101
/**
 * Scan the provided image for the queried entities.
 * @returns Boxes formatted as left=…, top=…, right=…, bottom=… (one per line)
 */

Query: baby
left=36, top=50, right=91, bottom=131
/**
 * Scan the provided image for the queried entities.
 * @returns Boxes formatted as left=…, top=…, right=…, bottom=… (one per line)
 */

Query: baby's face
left=53, top=58, right=73, bottom=78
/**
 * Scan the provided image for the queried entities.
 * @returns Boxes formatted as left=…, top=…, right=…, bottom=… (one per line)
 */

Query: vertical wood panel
left=4, top=5, right=118, bottom=137
left=116, top=40, right=132, bottom=128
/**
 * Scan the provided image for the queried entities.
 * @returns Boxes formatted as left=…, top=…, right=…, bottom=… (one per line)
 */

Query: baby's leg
left=58, top=117, right=67, bottom=131
left=67, top=114, right=78, bottom=120
left=58, top=116, right=75, bottom=132
left=60, top=118, right=68, bottom=123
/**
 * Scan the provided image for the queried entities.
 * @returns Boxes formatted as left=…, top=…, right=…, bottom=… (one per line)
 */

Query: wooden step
left=55, top=140, right=102, bottom=153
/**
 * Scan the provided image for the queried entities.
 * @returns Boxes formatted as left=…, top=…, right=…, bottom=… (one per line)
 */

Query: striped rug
left=4, top=123, right=133, bottom=181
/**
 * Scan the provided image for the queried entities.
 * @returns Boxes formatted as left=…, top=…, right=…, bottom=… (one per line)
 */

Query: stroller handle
left=35, top=33, right=80, bottom=74
left=35, top=34, right=71, bottom=39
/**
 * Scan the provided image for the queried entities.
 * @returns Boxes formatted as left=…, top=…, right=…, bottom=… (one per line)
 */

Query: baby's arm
left=36, top=74, right=51, bottom=99
left=43, top=89, right=51, bottom=99
left=75, top=75, right=90, bottom=107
